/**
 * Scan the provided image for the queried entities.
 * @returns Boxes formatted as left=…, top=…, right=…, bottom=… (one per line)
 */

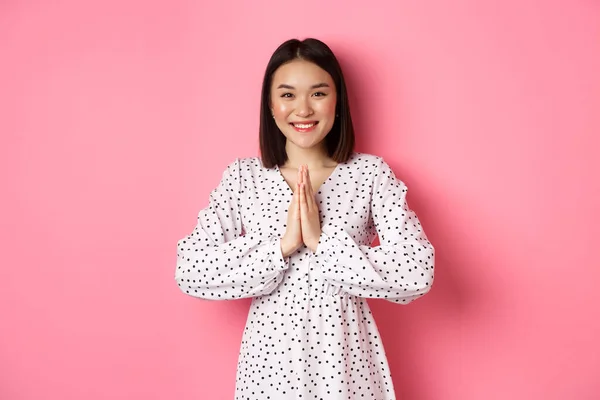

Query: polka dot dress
left=175, top=152, right=435, bottom=399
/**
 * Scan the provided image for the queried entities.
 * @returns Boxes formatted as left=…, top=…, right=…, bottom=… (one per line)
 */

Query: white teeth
left=293, top=123, right=315, bottom=128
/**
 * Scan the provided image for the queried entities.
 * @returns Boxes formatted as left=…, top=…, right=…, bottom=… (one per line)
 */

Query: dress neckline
left=274, top=161, right=343, bottom=195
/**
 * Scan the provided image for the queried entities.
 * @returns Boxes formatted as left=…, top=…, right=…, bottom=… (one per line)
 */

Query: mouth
left=290, top=121, right=319, bottom=132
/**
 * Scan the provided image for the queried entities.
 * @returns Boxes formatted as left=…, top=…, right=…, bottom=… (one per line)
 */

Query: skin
left=269, top=59, right=339, bottom=257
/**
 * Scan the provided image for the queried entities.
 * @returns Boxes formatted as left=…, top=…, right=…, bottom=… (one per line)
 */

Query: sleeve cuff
left=315, top=231, right=332, bottom=258
left=269, top=237, right=290, bottom=272
left=312, top=225, right=340, bottom=272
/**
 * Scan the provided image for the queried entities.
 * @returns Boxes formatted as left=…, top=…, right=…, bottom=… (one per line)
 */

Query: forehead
left=271, top=60, right=334, bottom=87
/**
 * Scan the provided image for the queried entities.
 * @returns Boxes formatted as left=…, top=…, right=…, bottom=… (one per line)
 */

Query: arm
left=174, top=159, right=289, bottom=300
left=311, top=157, right=435, bottom=304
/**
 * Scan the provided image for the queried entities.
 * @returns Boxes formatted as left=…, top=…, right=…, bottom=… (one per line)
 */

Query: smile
left=290, top=121, right=318, bottom=132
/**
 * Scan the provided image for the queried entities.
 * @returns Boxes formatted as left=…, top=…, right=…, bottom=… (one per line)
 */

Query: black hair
left=259, top=38, right=355, bottom=168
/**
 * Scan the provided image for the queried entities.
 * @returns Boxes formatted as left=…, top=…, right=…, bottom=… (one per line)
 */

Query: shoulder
left=349, top=152, right=382, bottom=163
left=342, top=152, right=384, bottom=171
left=222, top=157, right=265, bottom=176
left=237, top=156, right=264, bottom=169
left=346, top=152, right=406, bottom=186
left=219, top=157, right=273, bottom=194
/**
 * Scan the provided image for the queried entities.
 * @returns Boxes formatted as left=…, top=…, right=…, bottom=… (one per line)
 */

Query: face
left=270, top=59, right=337, bottom=152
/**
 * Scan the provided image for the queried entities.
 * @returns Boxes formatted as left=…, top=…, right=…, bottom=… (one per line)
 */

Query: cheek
left=316, top=97, right=337, bottom=117
left=271, top=100, right=291, bottom=119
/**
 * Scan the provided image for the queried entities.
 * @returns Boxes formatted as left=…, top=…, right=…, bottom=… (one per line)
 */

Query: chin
left=292, top=138, right=327, bottom=150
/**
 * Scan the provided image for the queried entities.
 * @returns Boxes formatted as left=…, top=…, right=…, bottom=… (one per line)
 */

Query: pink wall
left=2, top=0, right=599, bottom=399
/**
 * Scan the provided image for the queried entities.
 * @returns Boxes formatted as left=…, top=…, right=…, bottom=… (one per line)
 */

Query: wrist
left=280, top=236, right=296, bottom=258
left=306, top=238, right=319, bottom=253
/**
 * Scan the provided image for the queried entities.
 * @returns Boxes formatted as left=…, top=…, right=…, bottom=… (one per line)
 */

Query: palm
left=298, top=166, right=322, bottom=252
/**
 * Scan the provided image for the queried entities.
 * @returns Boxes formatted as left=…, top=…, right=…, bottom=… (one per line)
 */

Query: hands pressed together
left=280, top=165, right=322, bottom=257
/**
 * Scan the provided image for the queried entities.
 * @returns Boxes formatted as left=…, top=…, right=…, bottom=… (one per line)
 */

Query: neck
left=284, top=141, right=333, bottom=169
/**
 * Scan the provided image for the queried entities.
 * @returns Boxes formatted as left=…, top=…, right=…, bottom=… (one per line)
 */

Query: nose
left=295, top=97, right=313, bottom=118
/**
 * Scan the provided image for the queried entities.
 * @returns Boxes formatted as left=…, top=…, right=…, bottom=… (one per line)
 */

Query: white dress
left=175, top=152, right=435, bottom=400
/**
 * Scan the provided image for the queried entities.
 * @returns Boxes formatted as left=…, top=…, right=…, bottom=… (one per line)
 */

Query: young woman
left=175, top=38, right=435, bottom=400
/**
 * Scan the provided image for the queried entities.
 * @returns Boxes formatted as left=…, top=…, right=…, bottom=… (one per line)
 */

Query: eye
left=312, top=92, right=327, bottom=97
left=280, top=93, right=293, bottom=98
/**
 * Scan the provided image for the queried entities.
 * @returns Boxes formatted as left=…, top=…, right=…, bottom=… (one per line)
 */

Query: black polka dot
left=175, top=153, right=435, bottom=399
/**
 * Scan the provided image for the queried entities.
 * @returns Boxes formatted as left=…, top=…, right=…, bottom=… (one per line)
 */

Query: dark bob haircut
left=259, top=38, right=355, bottom=168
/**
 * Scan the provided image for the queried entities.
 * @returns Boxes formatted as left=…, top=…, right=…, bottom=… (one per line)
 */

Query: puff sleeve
left=311, top=157, right=435, bottom=304
left=175, top=159, right=289, bottom=300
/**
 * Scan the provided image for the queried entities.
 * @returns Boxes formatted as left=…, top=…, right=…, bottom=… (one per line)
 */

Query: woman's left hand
left=298, top=165, right=322, bottom=252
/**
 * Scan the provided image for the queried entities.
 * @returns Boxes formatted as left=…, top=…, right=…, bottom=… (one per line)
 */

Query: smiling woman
left=271, top=60, right=338, bottom=155
left=174, top=38, right=435, bottom=400
left=259, top=38, right=354, bottom=169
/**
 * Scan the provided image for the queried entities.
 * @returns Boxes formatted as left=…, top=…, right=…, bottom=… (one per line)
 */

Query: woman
left=175, top=38, right=435, bottom=400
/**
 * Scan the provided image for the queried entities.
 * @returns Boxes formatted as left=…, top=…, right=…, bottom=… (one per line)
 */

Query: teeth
left=294, top=123, right=315, bottom=128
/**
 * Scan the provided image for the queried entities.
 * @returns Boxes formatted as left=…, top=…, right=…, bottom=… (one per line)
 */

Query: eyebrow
left=276, top=83, right=330, bottom=90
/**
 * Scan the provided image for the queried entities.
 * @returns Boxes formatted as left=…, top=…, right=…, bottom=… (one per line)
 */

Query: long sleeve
left=175, top=159, right=289, bottom=300
left=311, top=157, right=434, bottom=304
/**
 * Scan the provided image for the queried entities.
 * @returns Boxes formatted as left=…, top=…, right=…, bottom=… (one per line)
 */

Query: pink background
left=2, top=0, right=599, bottom=399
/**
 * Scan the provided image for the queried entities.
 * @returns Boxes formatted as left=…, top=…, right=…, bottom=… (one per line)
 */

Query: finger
left=290, top=183, right=298, bottom=218
left=305, top=166, right=310, bottom=189
left=295, top=183, right=301, bottom=217
left=293, top=181, right=298, bottom=202
left=299, top=183, right=308, bottom=217
left=308, top=187, right=316, bottom=211
left=305, top=168, right=316, bottom=210
left=299, top=182, right=306, bottom=204
left=303, top=176, right=313, bottom=213
left=298, top=165, right=303, bottom=185
left=306, top=167, right=315, bottom=198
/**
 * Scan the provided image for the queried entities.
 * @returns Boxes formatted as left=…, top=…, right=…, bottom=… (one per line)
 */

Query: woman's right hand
left=280, top=167, right=303, bottom=257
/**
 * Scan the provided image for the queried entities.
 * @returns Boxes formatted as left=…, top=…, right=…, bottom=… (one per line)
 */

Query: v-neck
left=274, top=162, right=342, bottom=195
